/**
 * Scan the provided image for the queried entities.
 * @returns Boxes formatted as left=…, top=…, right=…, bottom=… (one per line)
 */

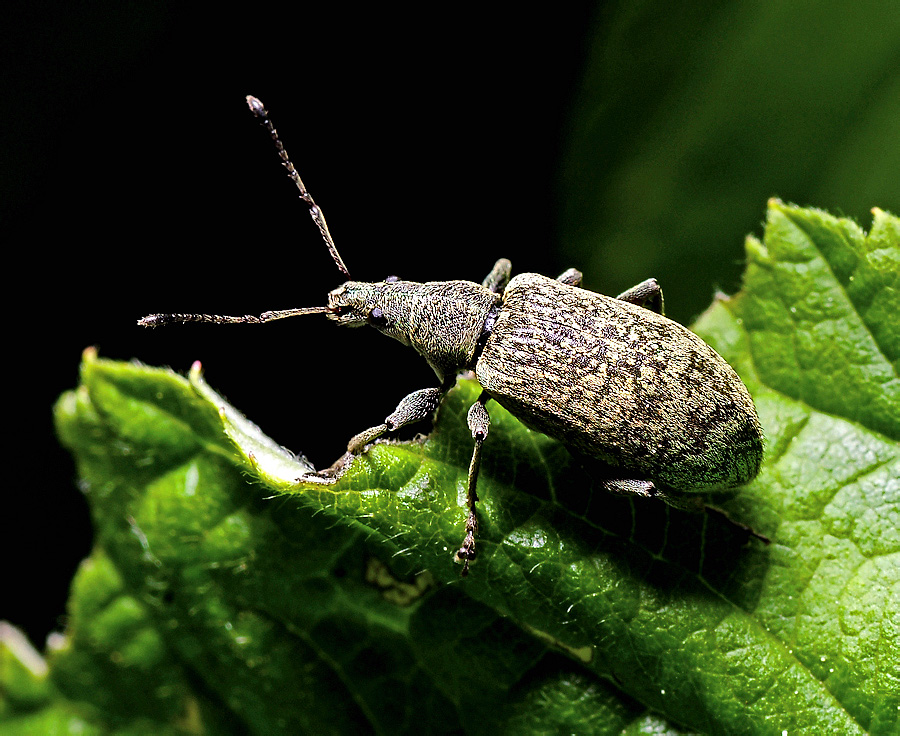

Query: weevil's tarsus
left=245, top=95, right=351, bottom=280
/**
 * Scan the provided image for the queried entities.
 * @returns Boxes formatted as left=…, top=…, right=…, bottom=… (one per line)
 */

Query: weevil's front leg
left=557, top=268, right=583, bottom=286
left=615, top=278, right=664, bottom=315
left=482, top=259, right=511, bottom=294
left=455, top=391, right=491, bottom=575
left=346, top=387, right=444, bottom=454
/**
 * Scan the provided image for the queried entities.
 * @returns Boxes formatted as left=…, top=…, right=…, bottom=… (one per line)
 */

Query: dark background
left=4, top=1, right=898, bottom=648
left=3, top=2, right=596, bottom=647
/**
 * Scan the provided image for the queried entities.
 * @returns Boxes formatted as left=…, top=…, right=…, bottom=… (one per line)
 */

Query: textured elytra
left=476, top=273, right=763, bottom=491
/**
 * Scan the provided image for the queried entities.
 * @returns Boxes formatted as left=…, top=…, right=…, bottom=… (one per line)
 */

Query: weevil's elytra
left=476, top=273, right=763, bottom=492
left=140, top=95, right=764, bottom=575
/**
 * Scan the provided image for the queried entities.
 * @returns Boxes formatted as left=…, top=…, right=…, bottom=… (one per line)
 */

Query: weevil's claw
left=455, top=547, right=474, bottom=576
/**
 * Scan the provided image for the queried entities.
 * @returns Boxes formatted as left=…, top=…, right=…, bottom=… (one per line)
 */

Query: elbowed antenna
left=138, top=305, right=333, bottom=328
left=245, top=95, right=351, bottom=280
left=138, top=97, right=350, bottom=330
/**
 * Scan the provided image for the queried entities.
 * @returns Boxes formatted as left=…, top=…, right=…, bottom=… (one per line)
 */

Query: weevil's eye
left=367, top=307, right=388, bottom=327
left=385, top=275, right=400, bottom=283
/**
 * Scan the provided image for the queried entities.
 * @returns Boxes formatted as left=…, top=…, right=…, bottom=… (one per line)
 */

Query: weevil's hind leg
left=648, top=485, right=706, bottom=512
left=482, top=259, right=512, bottom=294
left=599, top=478, right=705, bottom=511
left=346, top=387, right=444, bottom=454
left=455, top=392, right=491, bottom=575
left=601, top=479, right=769, bottom=543
left=616, top=278, right=664, bottom=315
left=557, top=268, right=583, bottom=286
left=599, top=478, right=657, bottom=499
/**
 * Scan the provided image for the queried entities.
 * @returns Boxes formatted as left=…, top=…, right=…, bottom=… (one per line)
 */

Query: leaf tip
left=0, top=621, right=48, bottom=678
left=743, top=234, right=768, bottom=261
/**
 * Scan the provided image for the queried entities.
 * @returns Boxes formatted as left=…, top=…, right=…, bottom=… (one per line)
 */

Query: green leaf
left=1, top=555, right=198, bottom=735
left=21, top=202, right=899, bottom=734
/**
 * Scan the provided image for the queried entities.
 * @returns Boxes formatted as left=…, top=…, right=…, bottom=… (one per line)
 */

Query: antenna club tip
left=246, top=95, right=266, bottom=117
left=137, top=314, right=168, bottom=328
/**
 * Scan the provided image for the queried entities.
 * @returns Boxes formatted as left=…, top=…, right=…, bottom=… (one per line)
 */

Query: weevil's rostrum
left=140, top=95, right=764, bottom=575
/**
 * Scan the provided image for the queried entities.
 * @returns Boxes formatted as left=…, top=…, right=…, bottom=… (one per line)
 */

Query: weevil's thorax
left=327, top=279, right=500, bottom=381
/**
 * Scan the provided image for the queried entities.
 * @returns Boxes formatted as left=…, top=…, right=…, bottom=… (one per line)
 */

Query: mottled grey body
left=475, top=273, right=762, bottom=492
left=329, top=270, right=763, bottom=496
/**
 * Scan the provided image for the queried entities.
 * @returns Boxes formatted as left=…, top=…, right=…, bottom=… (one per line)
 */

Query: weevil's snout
left=325, top=281, right=395, bottom=328
left=325, top=281, right=413, bottom=346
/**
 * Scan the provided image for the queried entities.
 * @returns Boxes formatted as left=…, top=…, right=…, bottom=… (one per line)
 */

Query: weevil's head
left=325, top=278, right=415, bottom=346
left=325, top=276, right=500, bottom=381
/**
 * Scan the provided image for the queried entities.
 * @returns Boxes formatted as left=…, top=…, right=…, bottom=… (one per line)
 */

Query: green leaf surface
left=16, top=202, right=899, bottom=734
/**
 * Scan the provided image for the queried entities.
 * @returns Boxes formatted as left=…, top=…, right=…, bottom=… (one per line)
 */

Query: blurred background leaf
left=561, top=0, right=900, bottom=322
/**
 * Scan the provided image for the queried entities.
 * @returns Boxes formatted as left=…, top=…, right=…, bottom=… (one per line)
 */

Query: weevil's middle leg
left=456, top=392, right=491, bottom=575
left=557, top=268, right=583, bottom=286
left=482, top=259, right=511, bottom=294
left=616, top=278, right=664, bottom=315
left=346, top=387, right=444, bottom=454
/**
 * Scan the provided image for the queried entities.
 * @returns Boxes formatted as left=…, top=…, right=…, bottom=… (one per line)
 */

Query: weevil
left=140, top=95, right=764, bottom=574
